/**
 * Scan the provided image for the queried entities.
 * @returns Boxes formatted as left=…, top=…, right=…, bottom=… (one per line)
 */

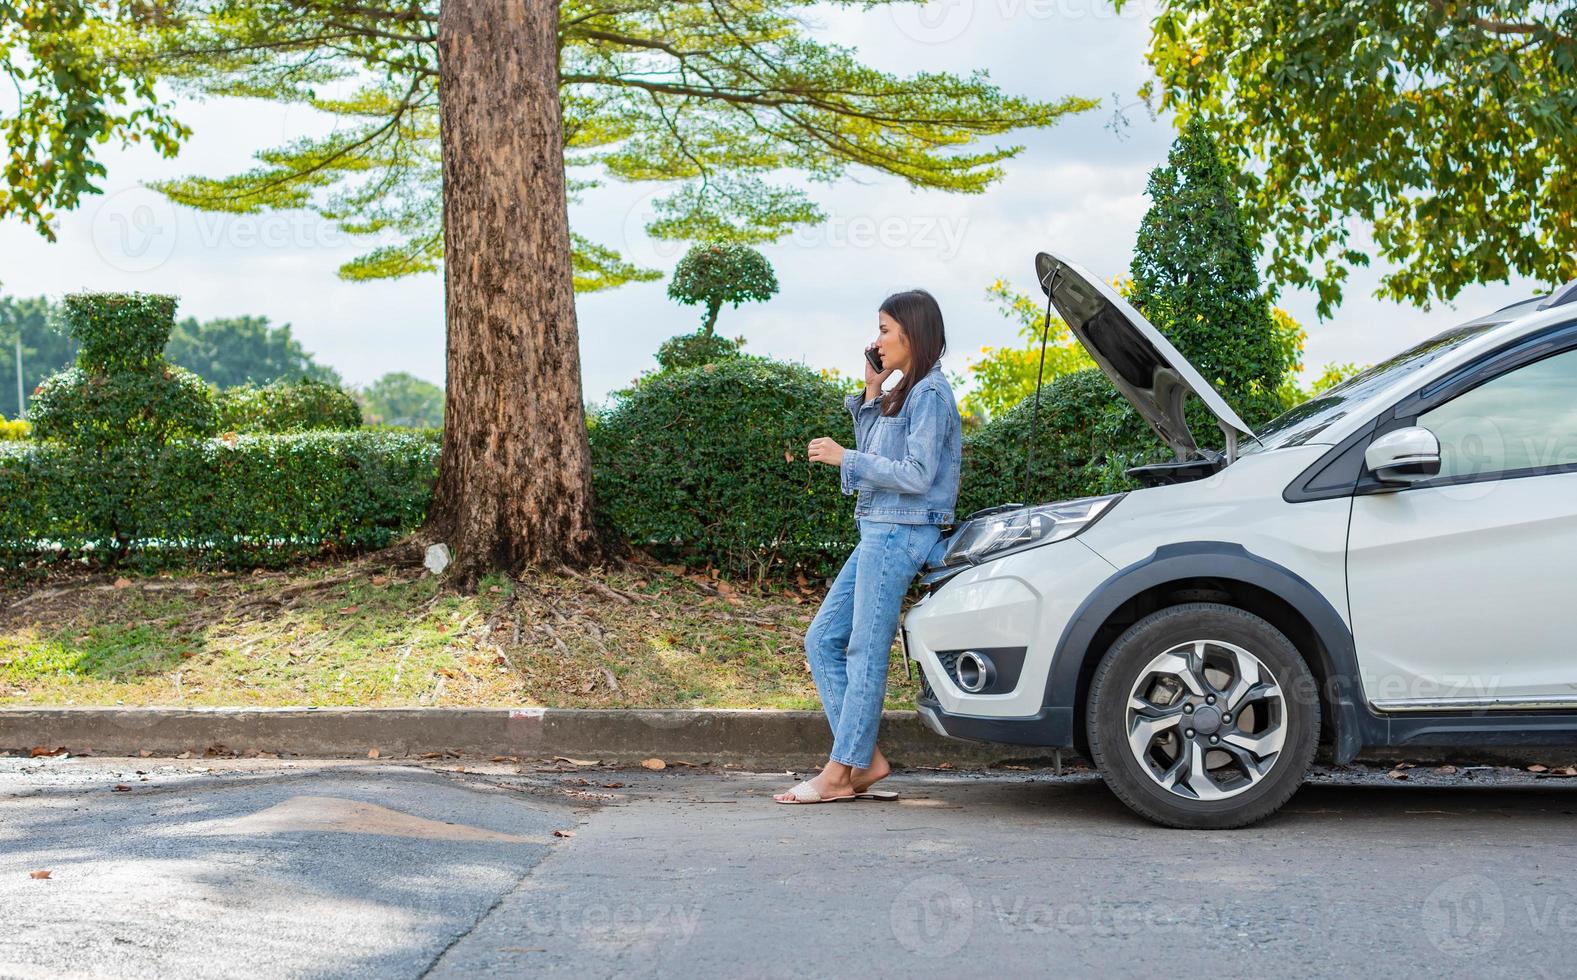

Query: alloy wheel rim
left=1123, top=639, right=1287, bottom=801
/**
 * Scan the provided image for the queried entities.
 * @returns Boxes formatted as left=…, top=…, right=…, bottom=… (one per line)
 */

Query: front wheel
left=1085, top=603, right=1319, bottom=829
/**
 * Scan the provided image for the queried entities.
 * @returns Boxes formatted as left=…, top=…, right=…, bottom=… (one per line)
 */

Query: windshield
left=1240, top=321, right=1500, bottom=453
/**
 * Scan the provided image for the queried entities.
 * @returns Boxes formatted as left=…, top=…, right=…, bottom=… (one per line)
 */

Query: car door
left=1347, top=331, right=1577, bottom=709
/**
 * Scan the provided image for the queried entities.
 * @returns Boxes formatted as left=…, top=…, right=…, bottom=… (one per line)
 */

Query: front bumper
left=903, top=623, right=1072, bottom=747
left=902, top=538, right=1116, bottom=720
left=915, top=694, right=1073, bottom=747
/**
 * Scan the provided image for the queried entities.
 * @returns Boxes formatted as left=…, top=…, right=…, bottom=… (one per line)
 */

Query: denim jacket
left=838, top=361, right=962, bottom=525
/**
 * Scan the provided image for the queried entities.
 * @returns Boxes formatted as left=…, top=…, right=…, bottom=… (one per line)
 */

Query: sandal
left=774, top=780, right=856, bottom=804
left=854, top=789, right=899, bottom=800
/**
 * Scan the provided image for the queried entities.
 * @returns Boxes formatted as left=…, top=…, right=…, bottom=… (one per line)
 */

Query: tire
left=1085, top=602, right=1319, bottom=830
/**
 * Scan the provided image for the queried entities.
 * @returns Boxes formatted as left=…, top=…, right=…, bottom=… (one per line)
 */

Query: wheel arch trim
left=1045, top=541, right=1367, bottom=763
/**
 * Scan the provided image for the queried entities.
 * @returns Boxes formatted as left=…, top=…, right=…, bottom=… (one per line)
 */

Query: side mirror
left=1364, top=426, right=1442, bottom=485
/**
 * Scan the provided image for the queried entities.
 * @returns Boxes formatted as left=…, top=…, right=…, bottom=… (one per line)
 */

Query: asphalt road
left=3, top=755, right=1574, bottom=978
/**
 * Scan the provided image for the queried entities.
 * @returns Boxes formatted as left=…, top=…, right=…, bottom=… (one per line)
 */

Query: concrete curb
left=0, top=707, right=1041, bottom=769
left=1, top=707, right=1564, bottom=768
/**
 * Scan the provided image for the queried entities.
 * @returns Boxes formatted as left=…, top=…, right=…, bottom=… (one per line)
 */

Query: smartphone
left=864, top=346, right=884, bottom=373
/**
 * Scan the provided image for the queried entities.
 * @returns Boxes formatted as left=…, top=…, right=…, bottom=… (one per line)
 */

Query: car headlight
left=935, top=494, right=1124, bottom=568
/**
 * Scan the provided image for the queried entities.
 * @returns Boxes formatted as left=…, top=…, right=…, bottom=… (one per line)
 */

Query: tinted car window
left=1241, top=321, right=1498, bottom=453
left=1418, top=346, right=1577, bottom=480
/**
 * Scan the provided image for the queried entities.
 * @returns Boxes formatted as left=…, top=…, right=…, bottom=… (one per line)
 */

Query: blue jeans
left=804, top=518, right=943, bottom=768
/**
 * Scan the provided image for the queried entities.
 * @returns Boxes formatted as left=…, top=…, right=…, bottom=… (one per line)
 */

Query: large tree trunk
left=428, top=0, right=616, bottom=589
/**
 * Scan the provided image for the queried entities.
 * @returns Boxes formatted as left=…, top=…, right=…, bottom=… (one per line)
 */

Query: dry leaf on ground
left=640, top=758, right=666, bottom=770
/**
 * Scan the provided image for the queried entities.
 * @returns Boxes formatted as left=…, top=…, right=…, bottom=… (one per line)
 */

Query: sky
left=0, top=1, right=1545, bottom=411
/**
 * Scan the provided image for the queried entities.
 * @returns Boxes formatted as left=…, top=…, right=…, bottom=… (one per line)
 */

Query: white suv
left=904, top=251, right=1577, bottom=829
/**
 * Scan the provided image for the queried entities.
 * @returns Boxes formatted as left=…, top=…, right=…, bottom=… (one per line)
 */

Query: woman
left=776, top=289, right=964, bottom=804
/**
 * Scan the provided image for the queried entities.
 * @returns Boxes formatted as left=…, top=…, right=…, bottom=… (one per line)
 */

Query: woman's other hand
left=807, top=437, right=845, bottom=467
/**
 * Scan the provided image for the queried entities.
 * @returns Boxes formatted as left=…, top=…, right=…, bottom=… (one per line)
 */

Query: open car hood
left=1035, top=251, right=1255, bottom=459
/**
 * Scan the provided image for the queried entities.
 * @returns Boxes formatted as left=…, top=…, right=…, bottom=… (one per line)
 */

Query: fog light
left=954, top=650, right=995, bottom=693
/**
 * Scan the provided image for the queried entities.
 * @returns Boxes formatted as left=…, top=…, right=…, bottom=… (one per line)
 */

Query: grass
left=0, top=550, right=923, bottom=711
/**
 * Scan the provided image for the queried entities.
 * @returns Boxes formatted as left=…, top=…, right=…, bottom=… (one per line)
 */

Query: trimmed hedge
left=29, top=364, right=217, bottom=450
left=589, top=355, right=860, bottom=583
left=216, top=377, right=363, bottom=433
left=654, top=331, right=745, bottom=371
left=958, top=369, right=1160, bottom=511
left=61, top=292, right=176, bottom=375
left=27, top=290, right=220, bottom=451
left=0, top=430, right=439, bottom=571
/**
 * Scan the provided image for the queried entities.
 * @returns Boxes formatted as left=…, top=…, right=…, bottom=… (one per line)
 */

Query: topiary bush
left=28, top=365, right=217, bottom=450
left=653, top=330, right=746, bottom=372
left=26, top=291, right=218, bottom=452
left=666, top=242, right=780, bottom=335
left=62, top=291, right=177, bottom=375
left=0, top=430, right=440, bottom=571
left=589, top=355, right=858, bottom=583
left=216, top=377, right=363, bottom=433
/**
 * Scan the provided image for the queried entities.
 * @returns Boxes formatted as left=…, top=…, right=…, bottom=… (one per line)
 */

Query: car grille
left=917, top=651, right=960, bottom=701
left=936, top=650, right=961, bottom=680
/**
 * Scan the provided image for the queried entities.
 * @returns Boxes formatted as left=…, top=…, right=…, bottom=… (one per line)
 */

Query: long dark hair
left=877, top=289, right=947, bottom=416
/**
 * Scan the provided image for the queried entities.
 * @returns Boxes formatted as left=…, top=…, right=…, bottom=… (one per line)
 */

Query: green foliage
left=357, top=371, right=444, bottom=428
left=957, top=369, right=1161, bottom=508
left=63, top=292, right=179, bottom=375
left=1136, top=0, right=1577, bottom=313
left=1130, top=118, right=1285, bottom=429
left=961, top=278, right=1097, bottom=425
left=0, top=0, right=190, bottom=238
left=165, top=314, right=342, bottom=388
left=0, top=430, right=439, bottom=571
left=0, top=291, right=76, bottom=419
left=666, top=242, right=780, bottom=334
left=28, top=365, right=218, bottom=450
left=216, top=378, right=362, bottom=434
left=962, top=124, right=1301, bottom=506
left=654, top=331, right=746, bottom=372
left=27, top=292, right=219, bottom=452
left=588, top=356, right=857, bottom=583
left=31, top=2, right=1093, bottom=288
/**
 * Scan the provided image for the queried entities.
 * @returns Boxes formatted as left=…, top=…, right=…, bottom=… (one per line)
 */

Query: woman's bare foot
left=774, top=762, right=858, bottom=803
left=852, top=747, right=891, bottom=794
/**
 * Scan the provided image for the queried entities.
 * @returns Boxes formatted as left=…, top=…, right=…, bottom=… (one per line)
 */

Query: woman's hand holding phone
left=863, top=342, right=893, bottom=397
